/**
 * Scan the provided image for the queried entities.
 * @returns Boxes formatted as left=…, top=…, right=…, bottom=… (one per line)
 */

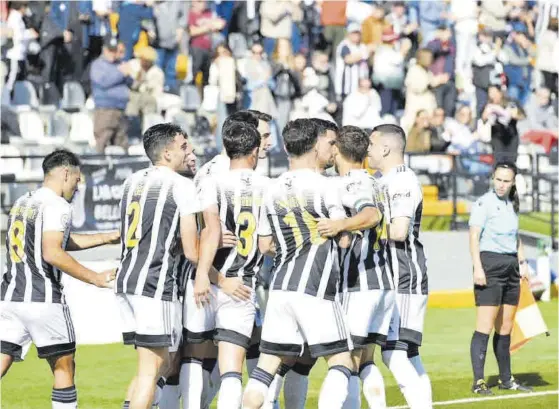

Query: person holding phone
left=468, top=161, right=533, bottom=395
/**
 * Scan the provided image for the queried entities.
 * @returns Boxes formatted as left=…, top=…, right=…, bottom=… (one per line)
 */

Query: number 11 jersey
left=258, top=169, right=347, bottom=301
left=198, top=169, right=269, bottom=289
left=116, top=166, right=200, bottom=301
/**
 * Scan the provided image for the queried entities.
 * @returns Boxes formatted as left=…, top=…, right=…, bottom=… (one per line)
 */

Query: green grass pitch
left=2, top=301, right=557, bottom=409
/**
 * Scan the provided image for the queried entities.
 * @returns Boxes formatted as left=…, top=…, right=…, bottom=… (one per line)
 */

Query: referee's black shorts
left=474, top=252, right=521, bottom=307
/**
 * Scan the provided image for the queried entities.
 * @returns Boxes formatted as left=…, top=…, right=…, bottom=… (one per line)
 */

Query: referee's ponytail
left=495, top=161, right=519, bottom=213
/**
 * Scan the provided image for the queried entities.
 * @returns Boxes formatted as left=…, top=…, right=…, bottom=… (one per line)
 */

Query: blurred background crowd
left=0, top=0, right=558, bottom=177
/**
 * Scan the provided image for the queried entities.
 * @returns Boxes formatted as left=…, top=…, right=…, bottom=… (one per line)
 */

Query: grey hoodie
left=153, top=1, right=188, bottom=49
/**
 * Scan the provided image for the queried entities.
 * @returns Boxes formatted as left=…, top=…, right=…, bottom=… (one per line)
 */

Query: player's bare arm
left=387, top=216, right=411, bottom=242
left=258, top=235, right=276, bottom=256
left=194, top=206, right=222, bottom=306
left=317, top=206, right=381, bottom=237
left=66, top=230, right=120, bottom=251
left=42, top=231, right=115, bottom=288
left=219, top=229, right=238, bottom=248
left=180, top=214, right=199, bottom=265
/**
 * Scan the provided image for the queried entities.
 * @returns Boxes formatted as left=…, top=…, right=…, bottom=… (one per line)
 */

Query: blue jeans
left=156, top=47, right=179, bottom=91
left=507, top=84, right=529, bottom=107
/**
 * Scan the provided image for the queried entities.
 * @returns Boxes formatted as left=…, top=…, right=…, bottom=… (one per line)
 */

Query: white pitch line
left=388, top=390, right=559, bottom=408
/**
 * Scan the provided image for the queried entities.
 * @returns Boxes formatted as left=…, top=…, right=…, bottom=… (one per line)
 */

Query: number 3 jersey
left=116, top=166, right=200, bottom=301
left=2, top=188, right=72, bottom=304
left=336, top=169, right=394, bottom=293
left=258, top=169, right=347, bottom=301
left=198, top=169, right=269, bottom=289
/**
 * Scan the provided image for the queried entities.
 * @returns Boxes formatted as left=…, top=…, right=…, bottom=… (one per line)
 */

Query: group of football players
left=1, top=109, right=432, bottom=409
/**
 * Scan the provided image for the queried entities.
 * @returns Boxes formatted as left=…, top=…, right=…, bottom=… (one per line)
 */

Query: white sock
left=382, top=350, right=423, bottom=409
left=246, top=357, right=259, bottom=376
left=243, top=368, right=275, bottom=409
left=360, top=362, right=386, bottom=409
left=202, top=362, right=221, bottom=408
left=180, top=359, right=204, bottom=409
left=342, top=375, right=361, bottom=409
left=52, top=386, right=77, bottom=409
left=410, top=355, right=432, bottom=407
left=318, top=366, right=350, bottom=409
left=284, top=369, right=309, bottom=409
left=153, top=376, right=166, bottom=407
left=217, top=372, right=243, bottom=409
left=263, top=363, right=290, bottom=409
left=159, top=384, right=181, bottom=409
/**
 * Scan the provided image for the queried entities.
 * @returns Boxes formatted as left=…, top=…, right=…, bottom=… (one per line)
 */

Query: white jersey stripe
left=154, top=208, right=180, bottom=300
left=134, top=180, right=171, bottom=295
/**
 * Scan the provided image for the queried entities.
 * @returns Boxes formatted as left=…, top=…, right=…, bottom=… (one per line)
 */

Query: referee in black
left=468, top=161, right=533, bottom=395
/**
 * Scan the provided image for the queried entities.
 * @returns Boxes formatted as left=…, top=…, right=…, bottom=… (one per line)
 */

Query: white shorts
left=183, top=280, right=256, bottom=349
left=116, top=293, right=182, bottom=352
left=342, top=290, right=395, bottom=348
left=386, top=293, right=428, bottom=347
left=260, top=291, right=353, bottom=359
left=0, top=301, right=75, bottom=361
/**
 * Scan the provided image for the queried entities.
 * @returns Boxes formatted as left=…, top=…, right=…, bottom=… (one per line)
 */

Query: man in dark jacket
left=90, top=36, right=132, bottom=153
left=40, top=0, right=83, bottom=92
left=427, top=25, right=457, bottom=117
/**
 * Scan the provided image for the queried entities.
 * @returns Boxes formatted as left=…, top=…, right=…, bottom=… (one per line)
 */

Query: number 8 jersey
left=116, top=166, right=200, bottom=301
left=258, top=169, right=347, bottom=301
left=2, top=188, right=72, bottom=304
left=198, top=169, right=269, bottom=289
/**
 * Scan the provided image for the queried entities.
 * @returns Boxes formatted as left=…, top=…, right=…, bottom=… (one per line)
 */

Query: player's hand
left=317, top=218, right=342, bottom=237
left=95, top=269, right=116, bottom=288
left=473, top=266, right=487, bottom=286
left=220, top=277, right=252, bottom=302
left=193, top=274, right=213, bottom=307
left=219, top=230, right=237, bottom=248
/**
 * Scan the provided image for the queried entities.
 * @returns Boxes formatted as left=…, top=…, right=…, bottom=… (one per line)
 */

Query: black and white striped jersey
left=338, top=169, right=394, bottom=293
left=380, top=165, right=428, bottom=295
left=194, top=154, right=230, bottom=187
left=1, top=187, right=72, bottom=304
left=258, top=169, right=346, bottom=301
left=116, top=166, right=200, bottom=301
left=198, top=169, right=269, bottom=288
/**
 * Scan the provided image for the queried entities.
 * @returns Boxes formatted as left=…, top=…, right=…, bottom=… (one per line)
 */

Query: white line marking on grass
left=388, top=390, right=559, bottom=408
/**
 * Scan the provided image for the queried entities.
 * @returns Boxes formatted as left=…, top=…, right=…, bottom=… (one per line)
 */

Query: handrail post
left=451, top=155, right=457, bottom=230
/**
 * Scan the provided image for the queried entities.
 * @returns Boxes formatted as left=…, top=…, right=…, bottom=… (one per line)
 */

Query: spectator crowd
left=1, top=0, right=558, bottom=170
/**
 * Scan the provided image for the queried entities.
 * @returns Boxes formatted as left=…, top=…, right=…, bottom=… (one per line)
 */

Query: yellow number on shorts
left=237, top=211, right=256, bottom=257
left=9, top=220, right=25, bottom=263
left=126, top=201, right=141, bottom=248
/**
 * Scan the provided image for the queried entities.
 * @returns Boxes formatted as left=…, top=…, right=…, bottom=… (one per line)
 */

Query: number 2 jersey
left=380, top=165, right=428, bottom=295
left=258, top=169, right=346, bottom=301
left=337, top=169, right=394, bottom=293
left=116, top=166, right=200, bottom=301
left=198, top=169, right=269, bottom=289
left=1, top=187, right=72, bottom=304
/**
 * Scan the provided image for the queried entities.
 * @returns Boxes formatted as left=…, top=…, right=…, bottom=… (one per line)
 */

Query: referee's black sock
left=493, top=333, right=512, bottom=382
left=470, top=331, right=490, bottom=382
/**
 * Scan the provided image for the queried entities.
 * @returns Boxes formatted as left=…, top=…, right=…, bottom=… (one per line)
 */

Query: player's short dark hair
left=371, top=123, right=407, bottom=153
left=143, top=123, right=187, bottom=164
left=337, top=126, right=369, bottom=163
left=247, top=110, right=272, bottom=123
left=311, top=118, right=338, bottom=137
left=42, top=149, right=80, bottom=175
left=222, top=110, right=259, bottom=136
left=282, top=118, right=319, bottom=157
left=223, top=122, right=261, bottom=160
